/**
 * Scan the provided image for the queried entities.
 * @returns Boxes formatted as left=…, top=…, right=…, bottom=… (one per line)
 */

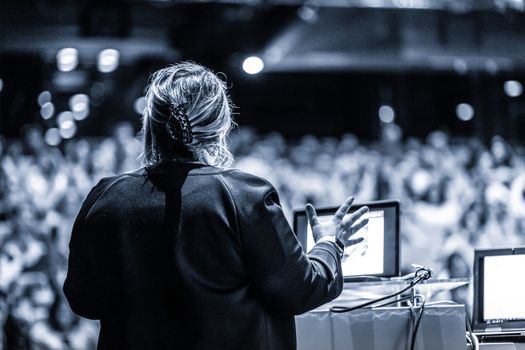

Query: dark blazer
left=64, top=161, right=343, bottom=350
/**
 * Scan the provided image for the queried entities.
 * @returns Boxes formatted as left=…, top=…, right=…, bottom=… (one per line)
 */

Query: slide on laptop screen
left=473, top=248, right=525, bottom=340
left=293, top=200, right=400, bottom=280
left=483, top=254, right=525, bottom=323
left=306, top=209, right=385, bottom=276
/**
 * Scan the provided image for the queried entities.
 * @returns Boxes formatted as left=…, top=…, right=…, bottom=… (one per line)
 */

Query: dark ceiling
left=2, top=0, right=525, bottom=141
left=3, top=0, right=525, bottom=71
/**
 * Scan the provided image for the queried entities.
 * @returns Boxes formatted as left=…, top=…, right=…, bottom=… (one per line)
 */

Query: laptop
left=473, top=247, right=525, bottom=342
left=293, top=199, right=400, bottom=281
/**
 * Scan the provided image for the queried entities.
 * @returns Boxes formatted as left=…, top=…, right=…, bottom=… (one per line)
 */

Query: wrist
left=317, top=235, right=336, bottom=244
left=317, top=236, right=344, bottom=259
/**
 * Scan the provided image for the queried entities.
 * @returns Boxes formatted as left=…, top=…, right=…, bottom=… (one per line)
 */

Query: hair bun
left=166, top=104, right=193, bottom=145
left=149, top=97, right=193, bottom=145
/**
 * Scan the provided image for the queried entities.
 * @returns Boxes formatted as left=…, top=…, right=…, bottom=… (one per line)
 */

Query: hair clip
left=166, top=104, right=193, bottom=144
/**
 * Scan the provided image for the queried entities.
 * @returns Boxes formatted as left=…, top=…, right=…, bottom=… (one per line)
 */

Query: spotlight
left=97, top=49, right=120, bottom=73
left=242, top=56, right=264, bottom=75
left=57, top=111, right=74, bottom=127
left=453, top=59, right=467, bottom=75
left=0, top=78, right=3, bottom=93
left=45, top=128, right=61, bottom=146
left=297, top=6, right=318, bottom=23
left=56, top=48, right=79, bottom=72
left=378, top=105, right=395, bottom=123
left=504, top=80, right=523, bottom=98
left=456, top=103, right=474, bottom=121
left=59, top=120, right=77, bottom=139
left=134, top=96, right=147, bottom=115
left=73, top=108, right=90, bottom=121
left=40, top=102, right=55, bottom=120
left=69, top=94, right=90, bottom=112
left=37, top=91, right=52, bottom=107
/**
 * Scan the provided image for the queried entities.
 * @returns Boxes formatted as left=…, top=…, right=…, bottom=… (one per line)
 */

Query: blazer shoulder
left=220, top=168, right=275, bottom=187
left=82, top=171, right=144, bottom=219
left=217, top=169, right=276, bottom=196
left=90, top=172, right=136, bottom=195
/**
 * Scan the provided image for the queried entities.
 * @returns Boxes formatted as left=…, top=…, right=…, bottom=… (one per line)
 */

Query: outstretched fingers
left=346, top=237, right=365, bottom=247
left=305, top=203, right=320, bottom=228
left=333, top=196, right=355, bottom=221
left=342, top=218, right=369, bottom=243
left=343, top=206, right=369, bottom=226
left=350, top=218, right=369, bottom=236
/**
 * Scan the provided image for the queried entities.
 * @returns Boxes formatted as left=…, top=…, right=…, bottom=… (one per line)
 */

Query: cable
left=466, top=332, right=479, bottom=350
left=409, top=295, right=426, bottom=350
left=373, top=295, right=413, bottom=309
left=465, top=310, right=479, bottom=350
left=330, top=266, right=432, bottom=350
left=330, top=266, right=432, bottom=314
left=330, top=282, right=415, bottom=313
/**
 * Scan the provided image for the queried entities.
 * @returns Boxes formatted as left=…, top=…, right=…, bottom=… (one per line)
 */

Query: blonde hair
left=139, top=62, right=235, bottom=167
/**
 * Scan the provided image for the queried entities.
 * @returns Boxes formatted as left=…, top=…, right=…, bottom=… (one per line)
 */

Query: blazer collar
left=145, top=160, right=233, bottom=176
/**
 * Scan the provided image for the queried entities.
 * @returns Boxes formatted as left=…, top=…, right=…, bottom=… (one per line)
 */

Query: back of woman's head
left=139, top=62, right=235, bottom=167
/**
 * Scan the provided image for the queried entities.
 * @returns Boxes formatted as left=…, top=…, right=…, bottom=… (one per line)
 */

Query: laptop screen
left=473, top=248, right=525, bottom=331
left=293, top=200, right=400, bottom=279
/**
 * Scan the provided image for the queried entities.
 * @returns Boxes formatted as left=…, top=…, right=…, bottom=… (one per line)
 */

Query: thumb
left=305, top=203, right=320, bottom=228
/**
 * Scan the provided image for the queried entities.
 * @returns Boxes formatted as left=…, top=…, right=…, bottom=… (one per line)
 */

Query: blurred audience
left=1, top=122, right=525, bottom=348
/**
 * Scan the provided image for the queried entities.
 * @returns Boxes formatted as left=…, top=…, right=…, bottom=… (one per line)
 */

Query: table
left=295, top=280, right=470, bottom=350
left=296, top=304, right=467, bottom=350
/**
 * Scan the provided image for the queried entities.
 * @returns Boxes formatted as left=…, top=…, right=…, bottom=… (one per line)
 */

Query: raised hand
left=305, top=196, right=369, bottom=248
